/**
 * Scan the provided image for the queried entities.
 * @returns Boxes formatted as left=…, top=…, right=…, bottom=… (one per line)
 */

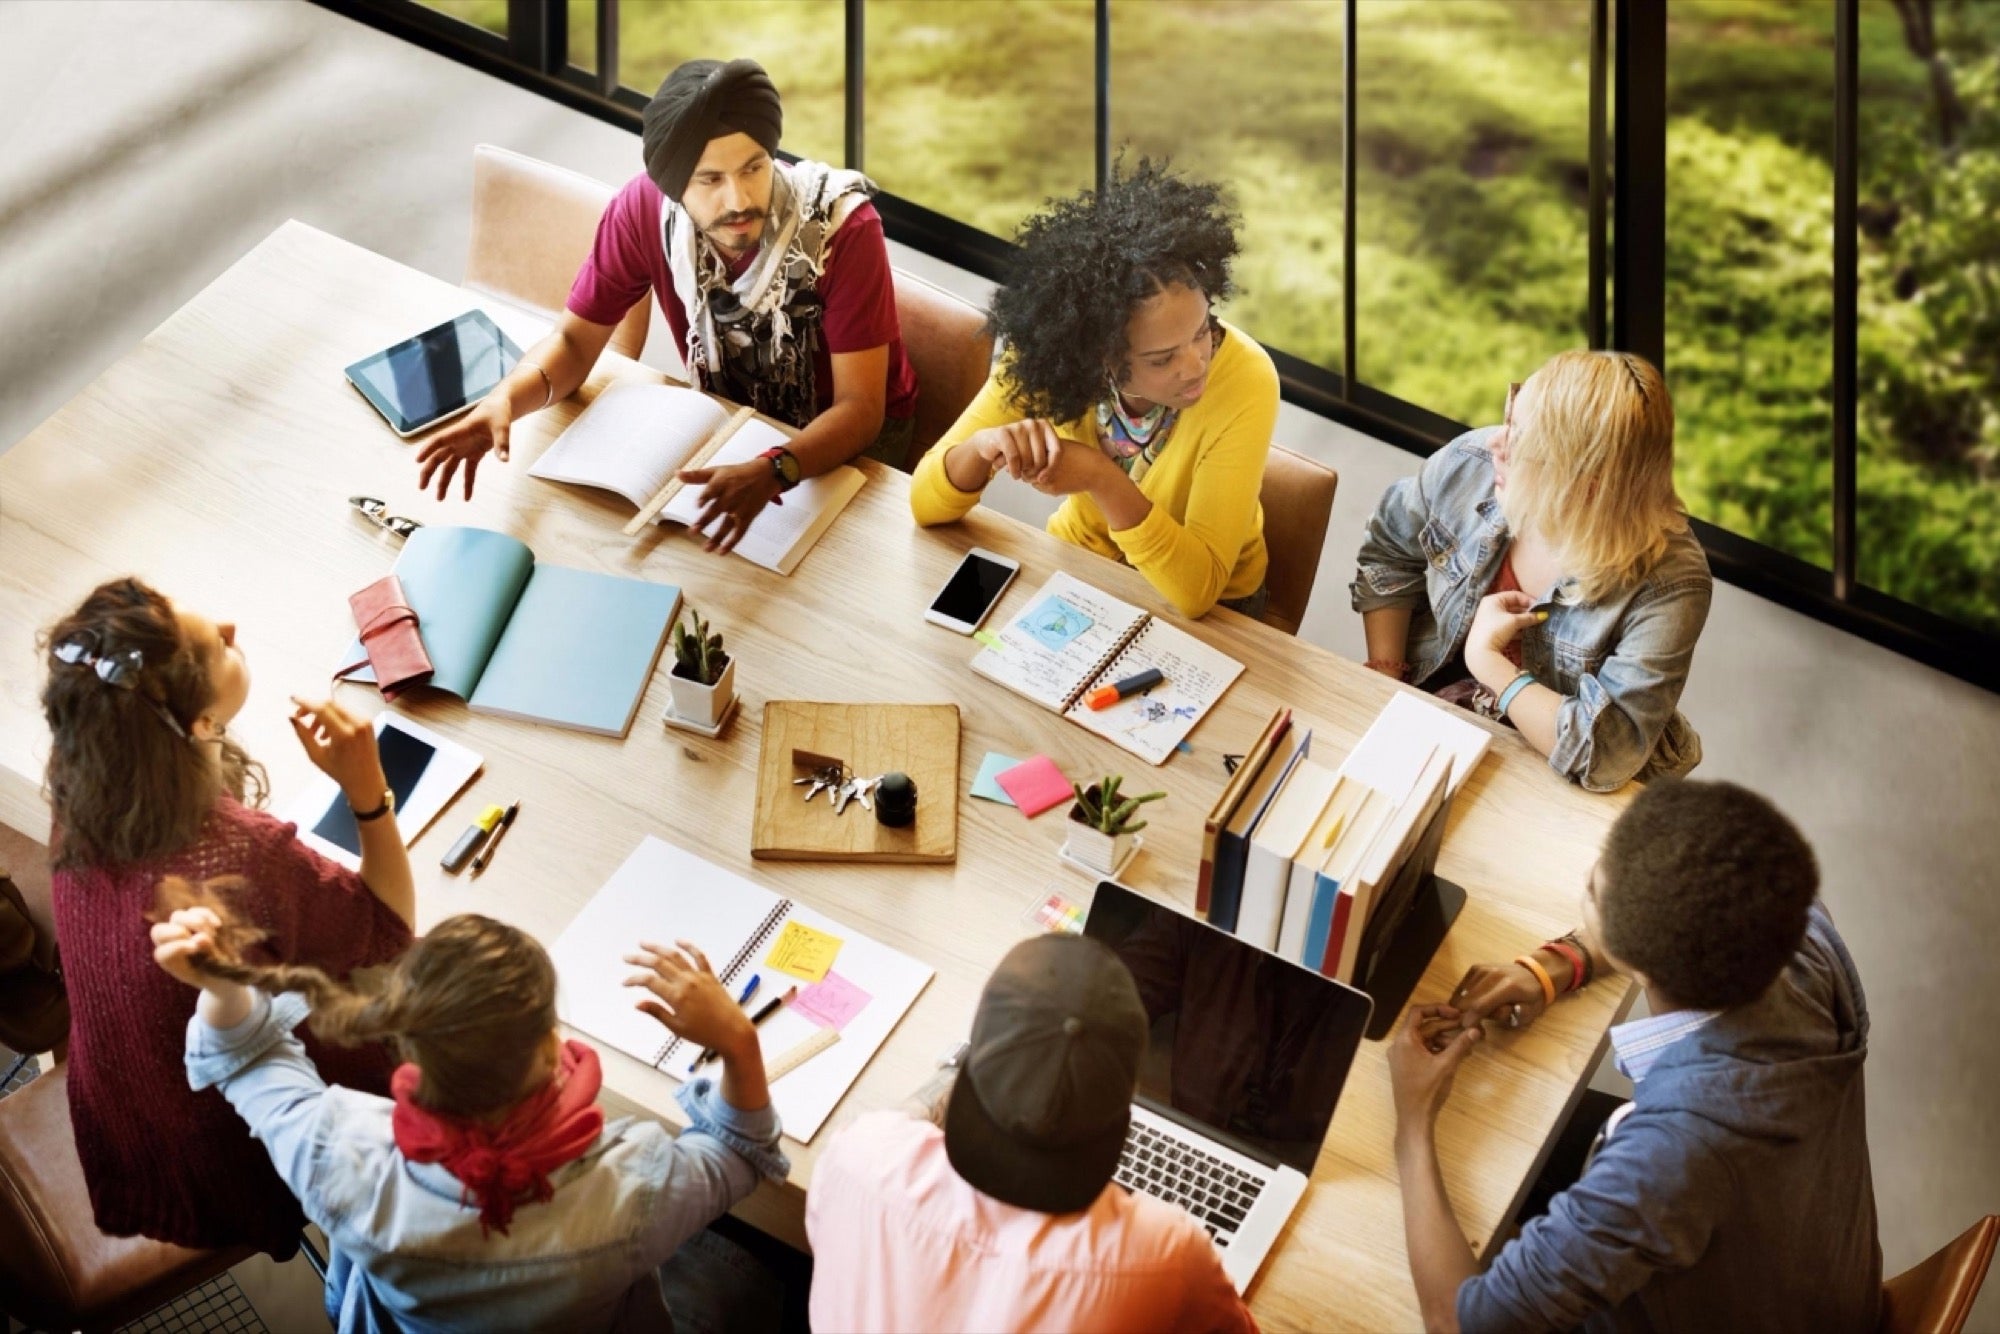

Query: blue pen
left=735, top=973, right=762, bottom=1006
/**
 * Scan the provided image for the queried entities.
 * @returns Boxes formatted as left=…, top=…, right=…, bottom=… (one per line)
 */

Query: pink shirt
left=806, top=1110, right=1258, bottom=1334
left=565, top=170, right=918, bottom=425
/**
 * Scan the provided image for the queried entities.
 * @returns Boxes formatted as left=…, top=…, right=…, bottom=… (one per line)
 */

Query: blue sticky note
left=972, top=752, right=1022, bottom=805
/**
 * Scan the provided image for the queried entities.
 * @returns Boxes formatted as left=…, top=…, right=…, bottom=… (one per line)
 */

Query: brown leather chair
left=1257, top=445, right=1339, bottom=636
left=466, top=144, right=650, bottom=361
left=1880, top=1215, right=1998, bottom=1334
left=0, top=1063, right=254, bottom=1331
left=892, top=268, right=994, bottom=472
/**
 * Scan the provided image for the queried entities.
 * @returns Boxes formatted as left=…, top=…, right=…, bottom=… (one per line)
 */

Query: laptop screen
left=1085, top=881, right=1372, bottom=1175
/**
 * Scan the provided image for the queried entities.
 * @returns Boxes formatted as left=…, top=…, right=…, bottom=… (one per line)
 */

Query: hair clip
left=349, top=496, right=422, bottom=540
left=51, top=637, right=190, bottom=739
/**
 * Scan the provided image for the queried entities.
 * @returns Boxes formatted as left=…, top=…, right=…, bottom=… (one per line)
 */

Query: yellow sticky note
left=765, top=920, right=843, bottom=983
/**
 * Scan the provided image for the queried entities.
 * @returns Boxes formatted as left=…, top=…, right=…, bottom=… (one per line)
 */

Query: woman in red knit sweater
left=41, top=577, right=416, bottom=1258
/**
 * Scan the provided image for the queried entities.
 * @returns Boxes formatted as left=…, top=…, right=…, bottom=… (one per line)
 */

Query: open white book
left=548, top=836, right=934, bottom=1142
left=971, top=570, right=1245, bottom=764
left=529, top=382, right=865, bottom=576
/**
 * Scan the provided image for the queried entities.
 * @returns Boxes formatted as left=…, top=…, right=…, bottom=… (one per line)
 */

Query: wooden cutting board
left=752, top=700, right=960, bottom=863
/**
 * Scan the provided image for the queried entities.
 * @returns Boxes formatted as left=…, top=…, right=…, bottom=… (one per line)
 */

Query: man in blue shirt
left=1389, top=778, right=1880, bottom=1333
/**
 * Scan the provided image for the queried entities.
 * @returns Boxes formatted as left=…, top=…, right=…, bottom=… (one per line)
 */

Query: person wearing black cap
left=417, top=57, right=917, bottom=557
left=805, top=934, right=1254, bottom=1332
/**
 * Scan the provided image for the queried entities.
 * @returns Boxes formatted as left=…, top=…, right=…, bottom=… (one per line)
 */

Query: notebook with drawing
left=528, top=382, right=865, bottom=576
left=547, top=835, right=934, bottom=1142
left=970, top=570, right=1245, bottom=764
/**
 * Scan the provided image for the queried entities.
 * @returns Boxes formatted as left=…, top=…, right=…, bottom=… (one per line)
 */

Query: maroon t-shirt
left=566, top=171, right=918, bottom=425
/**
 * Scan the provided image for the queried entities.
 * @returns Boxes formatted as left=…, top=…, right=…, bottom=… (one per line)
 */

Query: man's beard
left=703, top=209, right=768, bottom=252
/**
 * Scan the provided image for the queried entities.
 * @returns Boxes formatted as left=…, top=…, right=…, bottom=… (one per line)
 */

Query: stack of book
left=1198, top=693, right=1490, bottom=986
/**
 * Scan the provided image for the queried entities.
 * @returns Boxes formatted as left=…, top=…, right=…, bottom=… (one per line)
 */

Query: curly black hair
left=1596, top=780, right=1819, bottom=1011
left=988, top=158, right=1240, bottom=425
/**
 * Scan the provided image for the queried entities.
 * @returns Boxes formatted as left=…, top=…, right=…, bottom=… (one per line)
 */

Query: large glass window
left=1666, top=0, right=1835, bottom=572
left=864, top=0, right=1094, bottom=240
left=619, top=0, right=845, bottom=169
left=1855, top=0, right=2000, bottom=635
left=1109, top=0, right=1345, bottom=374
left=1354, top=0, right=1593, bottom=427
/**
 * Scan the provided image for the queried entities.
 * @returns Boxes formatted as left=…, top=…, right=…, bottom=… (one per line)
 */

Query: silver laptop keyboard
left=1115, top=1118, right=1266, bottom=1248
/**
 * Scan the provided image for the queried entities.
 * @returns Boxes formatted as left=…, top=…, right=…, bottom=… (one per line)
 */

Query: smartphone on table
left=925, top=548, right=1020, bottom=634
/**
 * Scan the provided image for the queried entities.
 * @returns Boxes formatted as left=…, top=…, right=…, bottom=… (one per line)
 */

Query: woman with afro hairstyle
left=911, top=160, right=1279, bottom=620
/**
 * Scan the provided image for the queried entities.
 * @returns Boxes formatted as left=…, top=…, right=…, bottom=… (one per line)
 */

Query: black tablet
left=344, top=310, right=522, bottom=437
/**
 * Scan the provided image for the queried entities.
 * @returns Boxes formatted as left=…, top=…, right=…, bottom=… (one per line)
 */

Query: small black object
left=874, top=771, right=917, bottom=828
left=1223, top=753, right=1245, bottom=774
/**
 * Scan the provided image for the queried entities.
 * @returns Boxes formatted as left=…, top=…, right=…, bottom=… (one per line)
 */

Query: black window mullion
left=1588, top=0, right=1609, bottom=349
left=845, top=0, right=865, bottom=172
left=1611, top=0, right=1665, bottom=373
left=1831, top=0, right=1859, bottom=600
left=507, top=0, right=564, bottom=75
left=596, top=0, right=619, bottom=97
left=1342, top=0, right=1357, bottom=400
left=1095, top=0, right=1111, bottom=191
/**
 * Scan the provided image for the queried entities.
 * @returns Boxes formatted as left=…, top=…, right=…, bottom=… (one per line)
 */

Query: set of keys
left=792, top=762, right=882, bottom=815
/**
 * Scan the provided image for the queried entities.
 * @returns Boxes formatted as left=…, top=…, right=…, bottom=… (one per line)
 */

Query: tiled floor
left=3, top=2, right=1997, bottom=1330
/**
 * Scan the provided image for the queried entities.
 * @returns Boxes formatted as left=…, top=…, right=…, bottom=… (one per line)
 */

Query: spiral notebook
left=970, top=570, right=1245, bottom=764
left=547, top=835, right=934, bottom=1141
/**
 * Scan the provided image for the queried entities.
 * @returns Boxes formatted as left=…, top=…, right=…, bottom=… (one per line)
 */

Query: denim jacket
left=186, top=991, right=790, bottom=1334
left=1351, top=428, right=1711, bottom=791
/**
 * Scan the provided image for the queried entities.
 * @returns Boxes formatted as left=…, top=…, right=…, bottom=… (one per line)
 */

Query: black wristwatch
left=760, top=446, right=802, bottom=492
left=350, top=789, right=395, bottom=823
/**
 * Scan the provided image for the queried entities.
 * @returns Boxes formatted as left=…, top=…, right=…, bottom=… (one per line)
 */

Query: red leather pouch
left=347, top=574, right=432, bottom=700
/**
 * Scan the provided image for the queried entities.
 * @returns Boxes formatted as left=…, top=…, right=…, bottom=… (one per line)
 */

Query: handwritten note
left=1066, top=622, right=1244, bottom=765
left=765, top=920, right=844, bottom=982
left=791, top=970, right=873, bottom=1030
left=971, top=571, right=1149, bottom=711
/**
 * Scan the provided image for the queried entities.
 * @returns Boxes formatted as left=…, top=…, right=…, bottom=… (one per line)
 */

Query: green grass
left=419, top=0, right=2000, bottom=636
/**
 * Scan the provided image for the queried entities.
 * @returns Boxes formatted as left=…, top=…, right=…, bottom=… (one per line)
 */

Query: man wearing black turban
left=418, top=58, right=917, bottom=558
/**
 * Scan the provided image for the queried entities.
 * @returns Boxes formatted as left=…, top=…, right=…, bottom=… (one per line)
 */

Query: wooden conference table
left=0, top=221, right=1634, bottom=1331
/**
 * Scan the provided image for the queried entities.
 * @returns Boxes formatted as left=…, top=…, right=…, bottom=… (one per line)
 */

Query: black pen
left=470, top=800, right=521, bottom=875
left=694, top=984, right=796, bottom=1071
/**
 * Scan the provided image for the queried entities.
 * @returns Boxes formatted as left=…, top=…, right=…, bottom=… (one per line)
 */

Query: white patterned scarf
left=663, top=159, right=874, bottom=428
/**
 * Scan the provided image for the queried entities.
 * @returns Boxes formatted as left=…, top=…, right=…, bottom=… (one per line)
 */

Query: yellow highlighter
left=442, top=804, right=506, bottom=874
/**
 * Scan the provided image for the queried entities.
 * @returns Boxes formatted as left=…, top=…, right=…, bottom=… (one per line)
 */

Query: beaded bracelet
left=1513, top=953, right=1557, bottom=1007
left=1365, top=658, right=1411, bottom=681
left=1542, top=938, right=1587, bottom=993
left=1558, top=931, right=1597, bottom=986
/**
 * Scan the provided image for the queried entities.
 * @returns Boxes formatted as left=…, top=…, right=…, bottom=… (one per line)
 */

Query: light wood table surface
left=0, top=221, right=1634, bottom=1331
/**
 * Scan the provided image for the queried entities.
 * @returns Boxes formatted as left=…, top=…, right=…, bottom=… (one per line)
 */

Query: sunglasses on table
left=349, top=496, right=423, bottom=540
left=50, top=637, right=191, bottom=740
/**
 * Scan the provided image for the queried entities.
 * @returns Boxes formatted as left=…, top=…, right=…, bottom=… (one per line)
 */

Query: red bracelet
left=1542, top=939, right=1586, bottom=993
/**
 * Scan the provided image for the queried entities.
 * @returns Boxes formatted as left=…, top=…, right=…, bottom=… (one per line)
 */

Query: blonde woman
left=1352, top=350, right=1710, bottom=791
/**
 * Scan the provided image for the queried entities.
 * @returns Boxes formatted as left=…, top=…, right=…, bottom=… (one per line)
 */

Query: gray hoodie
left=1459, top=903, right=1880, bottom=1333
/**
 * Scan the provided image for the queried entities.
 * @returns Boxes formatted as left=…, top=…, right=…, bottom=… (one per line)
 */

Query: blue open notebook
left=337, top=526, right=680, bottom=738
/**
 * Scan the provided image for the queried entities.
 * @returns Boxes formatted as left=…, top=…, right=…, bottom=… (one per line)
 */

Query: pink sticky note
left=792, top=970, right=872, bottom=1031
left=995, top=755, right=1073, bottom=818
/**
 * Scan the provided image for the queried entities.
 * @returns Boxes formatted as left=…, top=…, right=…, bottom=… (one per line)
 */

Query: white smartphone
left=925, top=547, right=1020, bottom=634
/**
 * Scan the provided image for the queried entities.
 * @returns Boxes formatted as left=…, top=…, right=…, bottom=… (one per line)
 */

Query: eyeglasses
left=51, top=636, right=191, bottom=740
left=350, top=496, right=422, bottom=540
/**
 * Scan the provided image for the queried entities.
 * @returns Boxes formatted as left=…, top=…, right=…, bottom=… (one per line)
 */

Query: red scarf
left=390, top=1039, right=606, bottom=1236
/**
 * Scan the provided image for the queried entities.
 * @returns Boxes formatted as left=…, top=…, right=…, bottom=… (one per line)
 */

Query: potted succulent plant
left=667, top=607, right=735, bottom=728
left=1064, top=775, right=1165, bottom=875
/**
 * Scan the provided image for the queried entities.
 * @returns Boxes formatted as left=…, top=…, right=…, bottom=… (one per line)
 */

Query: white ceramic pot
left=668, top=654, right=735, bottom=728
left=1064, top=809, right=1133, bottom=876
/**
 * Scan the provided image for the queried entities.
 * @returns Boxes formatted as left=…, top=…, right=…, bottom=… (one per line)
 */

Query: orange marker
left=1086, top=667, right=1166, bottom=710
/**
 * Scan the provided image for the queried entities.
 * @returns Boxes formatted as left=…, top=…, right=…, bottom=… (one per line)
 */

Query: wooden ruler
left=766, top=1026, right=841, bottom=1083
left=622, top=402, right=760, bottom=536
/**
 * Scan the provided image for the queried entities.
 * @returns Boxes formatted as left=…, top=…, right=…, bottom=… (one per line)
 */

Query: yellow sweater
left=910, top=323, right=1278, bottom=619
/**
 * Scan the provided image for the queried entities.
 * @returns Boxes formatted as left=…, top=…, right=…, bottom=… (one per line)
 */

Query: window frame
left=314, top=0, right=2000, bottom=693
